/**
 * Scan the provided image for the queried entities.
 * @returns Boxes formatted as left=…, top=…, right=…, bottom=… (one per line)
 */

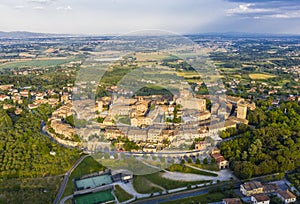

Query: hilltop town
left=0, top=34, right=300, bottom=204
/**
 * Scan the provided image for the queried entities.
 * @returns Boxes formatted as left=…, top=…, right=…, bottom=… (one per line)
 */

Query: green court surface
left=74, top=190, right=115, bottom=204
left=75, top=174, right=113, bottom=190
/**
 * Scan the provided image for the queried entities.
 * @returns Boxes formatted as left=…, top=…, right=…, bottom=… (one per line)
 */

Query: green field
left=0, top=59, right=72, bottom=69
left=189, top=163, right=220, bottom=172
left=61, top=156, right=105, bottom=198
left=132, top=175, right=163, bottom=194
left=133, top=172, right=210, bottom=193
left=167, top=164, right=218, bottom=177
left=114, top=185, right=134, bottom=202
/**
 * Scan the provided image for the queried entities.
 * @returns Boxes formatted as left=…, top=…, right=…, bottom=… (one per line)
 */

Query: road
left=53, top=155, right=89, bottom=204
left=131, top=181, right=241, bottom=204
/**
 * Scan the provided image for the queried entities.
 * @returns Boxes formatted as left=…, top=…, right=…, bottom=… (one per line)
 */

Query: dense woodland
left=0, top=105, right=80, bottom=178
left=221, top=101, right=300, bottom=179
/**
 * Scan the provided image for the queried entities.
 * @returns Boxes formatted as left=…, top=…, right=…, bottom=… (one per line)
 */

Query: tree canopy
left=221, top=102, right=300, bottom=179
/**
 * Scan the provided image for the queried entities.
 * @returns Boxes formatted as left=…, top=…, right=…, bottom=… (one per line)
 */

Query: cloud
left=267, top=11, right=300, bottom=19
left=27, top=0, right=56, bottom=5
left=32, top=6, right=44, bottom=10
left=227, top=3, right=273, bottom=15
left=15, top=5, right=26, bottom=9
left=226, top=1, right=300, bottom=19
left=56, top=5, right=72, bottom=11
left=225, top=0, right=298, bottom=2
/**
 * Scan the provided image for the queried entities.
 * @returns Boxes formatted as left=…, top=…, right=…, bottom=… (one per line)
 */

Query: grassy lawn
left=137, top=172, right=210, bottom=190
left=61, top=156, right=105, bottom=198
left=248, top=73, right=276, bottom=80
left=161, top=192, right=231, bottom=204
left=189, top=163, right=220, bottom=172
left=114, top=185, right=134, bottom=202
left=167, top=164, right=218, bottom=177
left=0, top=176, right=62, bottom=204
left=96, top=156, right=159, bottom=175
left=132, top=175, right=163, bottom=194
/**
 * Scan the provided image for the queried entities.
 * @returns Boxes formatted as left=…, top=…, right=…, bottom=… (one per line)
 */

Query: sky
left=0, top=0, right=299, bottom=35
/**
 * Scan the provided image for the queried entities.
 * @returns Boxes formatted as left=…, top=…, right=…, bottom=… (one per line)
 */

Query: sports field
left=74, top=190, right=115, bottom=204
left=75, top=174, right=112, bottom=190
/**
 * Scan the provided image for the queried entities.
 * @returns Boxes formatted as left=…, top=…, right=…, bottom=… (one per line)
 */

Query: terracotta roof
left=263, top=183, right=279, bottom=192
left=277, top=190, right=296, bottom=200
left=216, top=156, right=227, bottom=162
left=253, top=194, right=270, bottom=202
left=223, top=198, right=242, bottom=204
left=242, top=181, right=263, bottom=191
left=211, top=153, right=222, bottom=159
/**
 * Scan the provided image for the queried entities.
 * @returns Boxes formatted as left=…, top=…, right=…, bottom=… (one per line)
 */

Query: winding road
left=53, top=155, right=89, bottom=204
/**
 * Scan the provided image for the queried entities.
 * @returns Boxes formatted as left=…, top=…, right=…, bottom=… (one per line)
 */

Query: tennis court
left=74, top=189, right=115, bottom=204
left=75, top=174, right=113, bottom=190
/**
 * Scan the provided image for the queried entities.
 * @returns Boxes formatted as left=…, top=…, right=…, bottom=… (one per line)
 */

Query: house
left=225, top=95, right=245, bottom=105
left=228, top=116, right=249, bottom=125
left=222, top=198, right=242, bottom=204
left=0, top=95, right=9, bottom=102
left=262, top=183, right=279, bottom=194
left=104, top=126, right=125, bottom=140
left=20, top=90, right=30, bottom=98
left=215, top=156, right=229, bottom=169
left=209, top=120, right=237, bottom=134
left=147, top=127, right=163, bottom=143
left=47, top=98, right=59, bottom=107
left=0, top=84, right=13, bottom=91
left=194, top=141, right=208, bottom=150
left=52, top=103, right=73, bottom=118
left=11, top=95, right=23, bottom=104
left=251, top=194, right=270, bottom=204
left=28, top=103, right=39, bottom=110
left=240, top=181, right=264, bottom=196
left=3, top=104, right=14, bottom=110
left=211, top=148, right=229, bottom=169
left=276, top=190, right=296, bottom=204
left=36, top=92, right=46, bottom=100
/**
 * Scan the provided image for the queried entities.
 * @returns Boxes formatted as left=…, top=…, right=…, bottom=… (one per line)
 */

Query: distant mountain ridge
left=0, top=31, right=299, bottom=39
left=0, top=31, right=77, bottom=39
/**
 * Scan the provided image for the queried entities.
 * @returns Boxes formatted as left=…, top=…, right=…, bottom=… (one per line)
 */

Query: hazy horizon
left=0, top=0, right=299, bottom=35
